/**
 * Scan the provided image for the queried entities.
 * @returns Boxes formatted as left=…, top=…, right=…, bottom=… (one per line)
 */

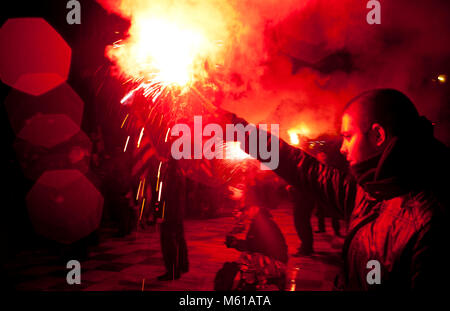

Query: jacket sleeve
left=231, top=114, right=357, bottom=218
left=277, top=134, right=357, bottom=218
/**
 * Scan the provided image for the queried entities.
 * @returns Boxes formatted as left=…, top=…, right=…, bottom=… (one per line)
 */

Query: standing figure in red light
left=157, top=157, right=189, bottom=281
left=313, top=151, right=342, bottom=238
left=291, top=150, right=343, bottom=258
left=226, top=89, right=450, bottom=290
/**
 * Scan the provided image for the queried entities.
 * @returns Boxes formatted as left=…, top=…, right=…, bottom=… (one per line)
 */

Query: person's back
left=221, top=205, right=288, bottom=290
left=244, top=207, right=288, bottom=264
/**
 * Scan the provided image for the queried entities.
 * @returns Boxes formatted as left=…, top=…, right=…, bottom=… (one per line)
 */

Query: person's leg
left=315, top=203, right=326, bottom=233
left=177, top=222, right=189, bottom=273
left=158, top=222, right=180, bottom=280
left=331, top=216, right=341, bottom=237
left=293, top=202, right=314, bottom=255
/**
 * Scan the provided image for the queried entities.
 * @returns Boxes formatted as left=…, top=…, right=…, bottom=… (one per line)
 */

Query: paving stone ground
left=4, top=205, right=345, bottom=291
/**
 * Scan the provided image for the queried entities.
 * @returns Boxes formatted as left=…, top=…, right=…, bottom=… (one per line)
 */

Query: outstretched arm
left=227, top=113, right=357, bottom=218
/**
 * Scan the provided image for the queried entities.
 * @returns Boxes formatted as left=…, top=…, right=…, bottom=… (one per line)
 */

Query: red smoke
left=97, top=0, right=450, bottom=144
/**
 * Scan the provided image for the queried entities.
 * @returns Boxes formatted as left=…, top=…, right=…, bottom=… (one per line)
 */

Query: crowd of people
left=4, top=87, right=447, bottom=292
left=86, top=88, right=450, bottom=291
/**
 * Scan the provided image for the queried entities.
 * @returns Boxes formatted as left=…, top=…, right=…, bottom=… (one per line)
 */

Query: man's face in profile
left=340, top=111, right=375, bottom=166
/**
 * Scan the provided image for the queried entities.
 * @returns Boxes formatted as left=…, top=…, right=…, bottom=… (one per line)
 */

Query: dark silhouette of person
left=314, top=151, right=342, bottom=237
left=157, top=158, right=189, bottom=281
left=291, top=151, right=343, bottom=257
left=291, top=188, right=316, bottom=256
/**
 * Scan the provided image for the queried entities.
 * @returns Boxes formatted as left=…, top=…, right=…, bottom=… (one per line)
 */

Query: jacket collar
left=351, top=137, right=413, bottom=201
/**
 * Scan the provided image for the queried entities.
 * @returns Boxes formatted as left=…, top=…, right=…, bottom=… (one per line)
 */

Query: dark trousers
left=316, top=202, right=341, bottom=236
left=331, top=217, right=341, bottom=236
left=160, top=221, right=188, bottom=274
left=293, top=201, right=314, bottom=252
left=316, top=203, right=326, bottom=232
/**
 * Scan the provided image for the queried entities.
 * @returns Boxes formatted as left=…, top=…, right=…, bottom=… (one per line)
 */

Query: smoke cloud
left=97, top=0, right=450, bottom=143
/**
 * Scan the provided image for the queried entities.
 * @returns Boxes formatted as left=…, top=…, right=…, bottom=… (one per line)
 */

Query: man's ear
left=371, top=123, right=386, bottom=147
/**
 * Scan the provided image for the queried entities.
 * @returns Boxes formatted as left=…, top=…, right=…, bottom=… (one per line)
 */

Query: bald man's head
left=344, top=89, right=420, bottom=138
left=340, top=89, right=421, bottom=165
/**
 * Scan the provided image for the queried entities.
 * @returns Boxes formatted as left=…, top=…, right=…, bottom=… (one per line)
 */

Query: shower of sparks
left=110, top=14, right=227, bottom=112
left=101, top=0, right=239, bottom=97
left=110, top=14, right=230, bottom=179
left=120, top=80, right=169, bottom=106
left=101, top=1, right=252, bottom=208
left=102, top=0, right=241, bottom=143
left=120, top=86, right=138, bottom=104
